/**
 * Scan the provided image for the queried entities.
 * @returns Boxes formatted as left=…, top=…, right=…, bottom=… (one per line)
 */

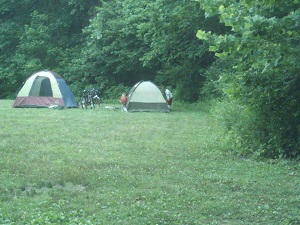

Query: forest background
left=0, top=0, right=299, bottom=158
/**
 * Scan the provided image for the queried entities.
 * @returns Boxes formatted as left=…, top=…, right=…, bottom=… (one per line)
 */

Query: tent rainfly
left=13, top=71, right=78, bottom=108
left=126, top=81, right=169, bottom=112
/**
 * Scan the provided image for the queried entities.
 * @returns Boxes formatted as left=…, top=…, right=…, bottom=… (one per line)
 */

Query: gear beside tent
left=126, top=81, right=169, bottom=112
left=13, top=71, right=78, bottom=108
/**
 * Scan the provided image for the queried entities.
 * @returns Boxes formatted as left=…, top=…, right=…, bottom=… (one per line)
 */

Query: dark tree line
left=0, top=0, right=219, bottom=102
left=0, top=0, right=99, bottom=98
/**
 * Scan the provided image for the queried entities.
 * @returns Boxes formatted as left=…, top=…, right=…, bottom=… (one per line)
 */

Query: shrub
left=210, top=99, right=266, bottom=157
left=101, top=84, right=131, bottom=101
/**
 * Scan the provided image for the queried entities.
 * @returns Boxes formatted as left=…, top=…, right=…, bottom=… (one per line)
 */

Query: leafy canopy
left=197, top=0, right=300, bottom=157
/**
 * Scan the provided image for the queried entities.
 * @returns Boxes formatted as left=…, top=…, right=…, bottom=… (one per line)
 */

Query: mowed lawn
left=0, top=99, right=299, bottom=224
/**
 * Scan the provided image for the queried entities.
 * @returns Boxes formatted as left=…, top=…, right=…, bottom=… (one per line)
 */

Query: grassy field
left=0, top=99, right=299, bottom=224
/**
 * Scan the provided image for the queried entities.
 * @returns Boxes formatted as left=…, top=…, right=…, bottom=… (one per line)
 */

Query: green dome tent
left=126, top=81, right=169, bottom=112
left=13, top=71, right=78, bottom=108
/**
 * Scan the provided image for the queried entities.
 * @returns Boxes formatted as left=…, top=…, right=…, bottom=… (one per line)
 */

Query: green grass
left=0, top=99, right=299, bottom=224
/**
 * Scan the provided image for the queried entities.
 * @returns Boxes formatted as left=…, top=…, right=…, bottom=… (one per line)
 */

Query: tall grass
left=0, top=100, right=299, bottom=224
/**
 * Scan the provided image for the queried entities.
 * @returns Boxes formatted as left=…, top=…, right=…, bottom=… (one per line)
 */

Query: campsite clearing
left=0, top=99, right=299, bottom=224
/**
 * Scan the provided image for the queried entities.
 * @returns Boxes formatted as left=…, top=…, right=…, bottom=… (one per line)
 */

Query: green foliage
left=0, top=0, right=217, bottom=102
left=0, top=0, right=98, bottom=99
left=0, top=1, right=29, bottom=98
left=197, top=0, right=300, bottom=158
left=135, top=0, right=215, bottom=102
left=200, top=58, right=234, bottom=99
left=83, top=0, right=156, bottom=87
left=16, top=12, right=56, bottom=72
left=155, top=61, right=206, bottom=102
left=210, top=99, right=263, bottom=157
left=102, top=83, right=131, bottom=101
left=83, top=0, right=216, bottom=102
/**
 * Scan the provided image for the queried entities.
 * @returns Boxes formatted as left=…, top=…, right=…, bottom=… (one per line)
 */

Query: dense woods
left=0, top=0, right=218, bottom=101
left=0, top=0, right=299, bottom=158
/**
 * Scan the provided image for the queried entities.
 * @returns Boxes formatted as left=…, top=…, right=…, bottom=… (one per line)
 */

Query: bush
left=210, top=99, right=266, bottom=157
left=101, top=84, right=131, bottom=101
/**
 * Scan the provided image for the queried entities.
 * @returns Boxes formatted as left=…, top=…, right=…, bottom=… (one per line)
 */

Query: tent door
left=29, top=76, right=53, bottom=97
